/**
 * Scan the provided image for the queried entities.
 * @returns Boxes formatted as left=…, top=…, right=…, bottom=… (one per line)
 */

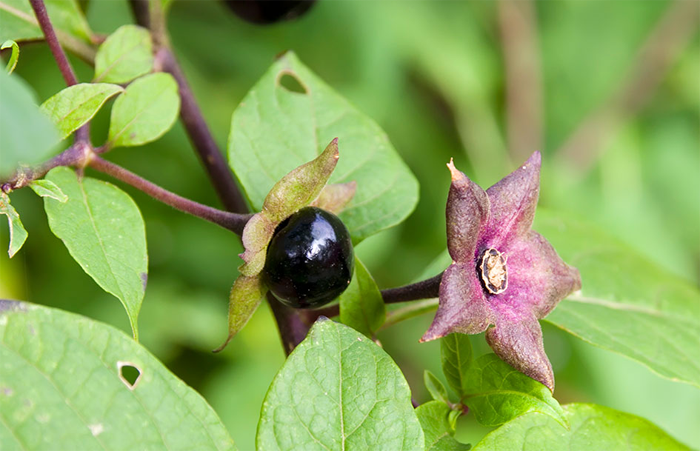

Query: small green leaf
left=0, top=0, right=93, bottom=49
left=108, top=72, right=180, bottom=148
left=424, top=370, right=449, bottom=404
left=214, top=275, right=267, bottom=352
left=0, top=301, right=237, bottom=450
left=463, top=354, right=566, bottom=428
left=535, top=210, right=700, bottom=388
left=238, top=212, right=276, bottom=276
left=94, top=25, right=153, bottom=84
left=339, top=256, right=386, bottom=337
left=257, top=319, right=424, bottom=450
left=0, top=192, right=28, bottom=257
left=416, top=401, right=470, bottom=451
left=43, top=167, right=148, bottom=339
left=441, top=333, right=473, bottom=399
left=40, top=83, right=123, bottom=140
left=472, top=403, right=689, bottom=451
left=229, top=51, right=419, bottom=242
left=1, top=39, right=19, bottom=73
left=0, top=70, right=59, bottom=178
left=29, top=179, right=68, bottom=202
left=262, top=137, right=339, bottom=222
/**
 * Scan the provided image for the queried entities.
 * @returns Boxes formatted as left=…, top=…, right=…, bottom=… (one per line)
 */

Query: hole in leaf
left=117, top=361, right=142, bottom=390
left=278, top=73, right=307, bottom=94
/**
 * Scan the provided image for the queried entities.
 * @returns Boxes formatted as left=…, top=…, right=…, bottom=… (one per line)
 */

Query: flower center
left=480, top=248, right=508, bottom=294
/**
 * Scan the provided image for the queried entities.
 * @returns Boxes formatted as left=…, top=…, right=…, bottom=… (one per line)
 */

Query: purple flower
left=421, top=152, right=581, bottom=391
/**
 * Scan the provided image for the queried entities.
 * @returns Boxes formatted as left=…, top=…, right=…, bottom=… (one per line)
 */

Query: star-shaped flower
left=421, top=152, right=581, bottom=391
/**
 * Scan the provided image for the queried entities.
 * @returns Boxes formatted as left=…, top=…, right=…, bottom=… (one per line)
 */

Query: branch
left=28, top=0, right=78, bottom=86
left=1, top=143, right=90, bottom=192
left=498, top=0, right=543, bottom=163
left=88, top=156, right=252, bottom=235
left=267, top=293, right=314, bottom=356
left=157, top=48, right=249, bottom=213
left=556, top=0, right=700, bottom=173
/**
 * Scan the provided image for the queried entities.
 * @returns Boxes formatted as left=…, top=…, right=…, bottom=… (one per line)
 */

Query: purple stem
left=89, top=156, right=252, bottom=235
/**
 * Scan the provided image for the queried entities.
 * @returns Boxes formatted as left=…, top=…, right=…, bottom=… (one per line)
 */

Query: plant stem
left=28, top=0, right=78, bottom=86
left=1, top=143, right=90, bottom=192
left=157, top=48, right=249, bottom=214
left=88, top=156, right=252, bottom=235
left=382, top=272, right=442, bottom=304
left=267, top=293, right=313, bottom=356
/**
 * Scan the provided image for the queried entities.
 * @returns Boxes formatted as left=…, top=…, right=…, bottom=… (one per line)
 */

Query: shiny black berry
left=263, top=206, right=354, bottom=309
left=223, top=0, right=316, bottom=25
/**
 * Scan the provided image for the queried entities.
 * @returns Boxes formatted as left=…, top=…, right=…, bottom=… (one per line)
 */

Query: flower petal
left=421, top=263, right=493, bottom=342
left=483, top=151, right=541, bottom=249
left=499, top=230, right=582, bottom=318
left=485, top=311, right=555, bottom=391
left=446, top=160, right=490, bottom=263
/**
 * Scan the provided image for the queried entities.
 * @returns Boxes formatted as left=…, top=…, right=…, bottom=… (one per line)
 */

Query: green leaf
left=40, top=83, right=123, bottom=140
left=257, top=319, right=424, bottom=450
left=1, top=39, right=19, bottom=73
left=472, top=403, right=689, bottom=451
left=416, top=401, right=470, bottom=451
left=463, top=354, right=566, bottom=428
left=440, top=333, right=473, bottom=399
left=0, top=192, right=28, bottom=258
left=424, top=370, right=449, bottom=404
left=535, top=210, right=700, bottom=388
left=0, top=0, right=95, bottom=61
left=229, top=51, right=419, bottom=243
left=339, top=256, right=386, bottom=337
left=0, top=70, right=59, bottom=178
left=94, top=25, right=154, bottom=84
left=108, top=72, right=180, bottom=148
left=214, top=275, right=267, bottom=352
left=0, top=300, right=237, bottom=450
left=29, top=178, right=68, bottom=202
left=43, top=167, right=148, bottom=339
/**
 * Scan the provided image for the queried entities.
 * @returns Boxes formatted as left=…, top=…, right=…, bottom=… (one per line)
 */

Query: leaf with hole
left=339, top=256, right=386, bottom=337
left=0, top=0, right=94, bottom=60
left=416, top=401, right=470, bottom=451
left=43, top=167, right=148, bottom=339
left=441, top=333, right=473, bottom=399
left=0, top=192, right=28, bottom=258
left=534, top=210, right=700, bottom=388
left=0, top=70, right=59, bottom=178
left=0, top=300, right=237, bottom=450
left=472, top=403, right=689, bottom=450
left=94, top=25, right=153, bottom=84
left=108, top=72, right=180, bottom=148
left=1, top=40, right=19, bottom=73
left=257, top=319, right=423, bottom=450
left=462, top=354, right=566, bottom=428
left=41, top=83, right=123, bottom=140
left=229, top=51, right=419, bottom=243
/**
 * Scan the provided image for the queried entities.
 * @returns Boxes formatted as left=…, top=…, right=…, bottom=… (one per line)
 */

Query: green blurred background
left=1, top=1, right=699, bottom=449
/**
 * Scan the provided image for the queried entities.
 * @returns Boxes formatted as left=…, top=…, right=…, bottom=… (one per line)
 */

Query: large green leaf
left=535, top=211, right=700, bottom=388
left=339, top=257, right=386, bottom=337
left=0, top=0, right=95, bottom=60
left=463, top=354, right=566, bottom=428
left=257, top=319, right=424, bottom=450
left=228, top=51, right=419, bottom=242
left=94, top=25, right=154, bottom=84
left=40, top=83, right=123, bottom=140
left=0, top=300, right=236, bottom=450
left=0, top=70, right=59, bottom=178
left=43, top=167, right=148, bottom=339
left=108, top=72, right=180, bottom=148
left=472, top=403, right=689, bottom=451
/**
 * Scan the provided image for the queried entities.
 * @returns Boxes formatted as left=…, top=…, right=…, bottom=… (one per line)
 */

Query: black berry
left=263, top=206, right=354, bottom=309
left=223, top=0, right=316, bottom=25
